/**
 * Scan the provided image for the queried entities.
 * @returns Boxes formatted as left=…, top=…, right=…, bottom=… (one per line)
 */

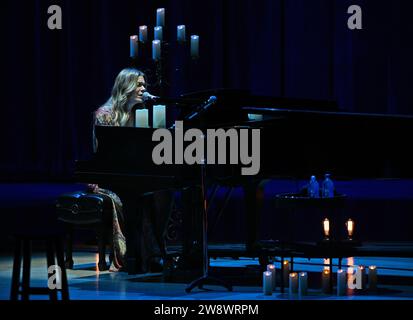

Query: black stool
left=56, top=191, right=113, bottom=271
left=10, top=234, right=69, bottom=300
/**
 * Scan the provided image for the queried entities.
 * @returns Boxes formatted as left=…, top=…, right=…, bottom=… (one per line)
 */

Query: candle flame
left=290, top=273, right=297, bottom=278
left=369, top=265, right=376, bottom=270
left=283, top=260, right=289, bottom=265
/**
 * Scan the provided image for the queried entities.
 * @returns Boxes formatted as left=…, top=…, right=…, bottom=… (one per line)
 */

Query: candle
left=190, top=35, right=199, bottom=58
left=263, top=271, right=272, bottom=295
left=135, top=109, right=149, bottom=128
left=153, top=105, right=166, bottom=128
left=177, top=25, right=186, bottom=42
left=346, top=219, right=354, bottom=240
left=154, top=26, right=163, bottom=41
left=152, top=40, right=161, bottom=61
left=139, top=25, right=148, bottom=42
left=130, top=35, right=138, bottom=58
left=358, top=265, right=366, bottom=290
left=323, top=218, right=330, bottom=240
left=337, top=269, right=346, bottom=296
left=289, top=273, right=298, bottom=295
left=267, top=264, right=276, bottom=291
left=156, top=8, right=165, bottom=27
left=298, top=272, right=308, bottom=296
left=321, top=269, right=330, bottom=294
left=283, top=260, right=290, bottom=288
left=368, top=266, right=378, bottom=291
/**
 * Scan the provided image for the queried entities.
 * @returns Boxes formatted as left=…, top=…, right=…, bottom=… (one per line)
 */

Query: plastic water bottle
left=308, top=176, right=320, bottom=198
left=322, top=173, right=335, bottom=198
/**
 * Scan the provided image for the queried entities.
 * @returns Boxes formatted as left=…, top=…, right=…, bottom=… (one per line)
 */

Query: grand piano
left=75, top=89, right=413, bottom=274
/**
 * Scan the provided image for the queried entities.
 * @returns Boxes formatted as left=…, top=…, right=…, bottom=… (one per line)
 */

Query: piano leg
left=243, top=179, right=266, bottom=252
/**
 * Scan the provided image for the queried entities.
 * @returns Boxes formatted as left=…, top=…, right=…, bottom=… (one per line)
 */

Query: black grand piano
left=75, top=89, right=413, bottom=274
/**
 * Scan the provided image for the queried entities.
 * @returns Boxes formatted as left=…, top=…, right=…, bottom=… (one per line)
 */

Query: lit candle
left=267, top=264, right=276, bottom=291
left=153, top=105, right=166, bottom=128
left=337, top=269, right=346, bottom=296
left=289, top=273, right=298, bottom=295
left=152, top=40, right=161, bottom=61
left=190, top=35, right=199, bottom=58
left=139, top=25, right=148, bottom=42
left=263, top=271, right=272, bottom=295
left=156, top=8, right=165, bottom=27
left=135, top=109, right=149, bottom=128
left=130, top=35, right=138, bottom=58
left=358, top=265, right=367, bottom=289
left=368, top=266, right=378, bottom=291
left=321, top=269, right=330, bottom=294
left=298, top=272, right=308, bottom=296
left=323, top=218, right=330, bottom=240
left=177, top=25, right=186, bottom=43
left=283, top=260, right=290, bottom=288
left=154, top=26, right=163, bottom=41
left=346, top=219, right=354, bottom=240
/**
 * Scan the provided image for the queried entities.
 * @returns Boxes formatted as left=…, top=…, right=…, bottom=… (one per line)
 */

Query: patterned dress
left=92, top=105, right=128, bottom=272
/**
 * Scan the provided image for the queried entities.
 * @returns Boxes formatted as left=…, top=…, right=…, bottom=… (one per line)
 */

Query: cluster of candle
left=263, top=261, right=378, bottom=297
left=135, top=105, right=166, bottom=128
left=129, top=8, right=200, bottom=60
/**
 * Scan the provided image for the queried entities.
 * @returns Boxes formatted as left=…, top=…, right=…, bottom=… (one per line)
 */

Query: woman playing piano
left=90, top=68, right=173, bottom=272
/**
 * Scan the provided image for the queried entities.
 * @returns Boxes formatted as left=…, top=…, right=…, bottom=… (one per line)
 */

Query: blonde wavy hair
left=103, top=68, right=146, bottom=126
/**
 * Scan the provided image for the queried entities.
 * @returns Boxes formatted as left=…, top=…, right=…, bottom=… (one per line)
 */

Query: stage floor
left=1, top=251, right=413, bottom=300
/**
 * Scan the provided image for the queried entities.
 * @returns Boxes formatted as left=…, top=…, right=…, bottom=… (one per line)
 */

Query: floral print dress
left=91, top=105, right=127, bottom=272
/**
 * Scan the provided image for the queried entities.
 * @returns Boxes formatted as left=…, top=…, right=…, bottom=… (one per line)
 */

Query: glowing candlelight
left=263, top=271, right=272, bottom=295
left=267, top=264, right=276, bottom=291
left=139, top=25, right=148, bottom=42
left=323, top=218, right=330, bottom=240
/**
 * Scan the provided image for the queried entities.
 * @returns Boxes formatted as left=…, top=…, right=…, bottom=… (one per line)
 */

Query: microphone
left=185, top=96, right=217, bottom=121
left=142, top=91, right=160, bottom=101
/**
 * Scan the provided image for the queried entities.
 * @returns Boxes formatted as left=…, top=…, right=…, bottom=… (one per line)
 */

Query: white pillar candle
left=267, top=264, right=276, bottom=291
left=321, top=269, right=330, bottom=294
left=263, top=271, right=272, bottom=295
left=283, top=260, right=290, bottom=288
left=156, top=8, right=165, bottom=27
left=135, top=109, right=149, bottom=128
left=139, top=25, right=148, bottom=42
left=152, top=40, right=161, bottom=61
left=289, top=273, right=298, bottom=295
left=337, top=269, right=346, bottom=296
left=298, top=272, right=308, bottom=296
left=368, top=266, right=378, bottom=290
left=154, top=26, right=163, bottom=41
left=190, top=35, right=199, bottom=58
left=153, top=105, right=166, bottom=128
left=130, top=35, right=138, bottom=58
left=177, top=25, right=186, bottom=42
left=358, top=265, right=367, bottom=290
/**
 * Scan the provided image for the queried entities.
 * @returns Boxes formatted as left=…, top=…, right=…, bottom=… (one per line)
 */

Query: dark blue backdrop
left=1, top=0, right=412, bottom=180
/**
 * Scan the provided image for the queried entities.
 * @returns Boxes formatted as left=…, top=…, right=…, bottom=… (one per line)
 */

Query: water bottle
left=307, top=175, right=320, bottom=198
left=322, top=173, right=335, bottom=198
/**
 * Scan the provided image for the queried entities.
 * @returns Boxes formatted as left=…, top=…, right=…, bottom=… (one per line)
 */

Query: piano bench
left=55, top=191, right=113, bottom=271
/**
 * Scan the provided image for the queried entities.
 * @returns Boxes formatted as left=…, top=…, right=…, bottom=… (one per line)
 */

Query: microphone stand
left=185, top=98, right=232, bottom=293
